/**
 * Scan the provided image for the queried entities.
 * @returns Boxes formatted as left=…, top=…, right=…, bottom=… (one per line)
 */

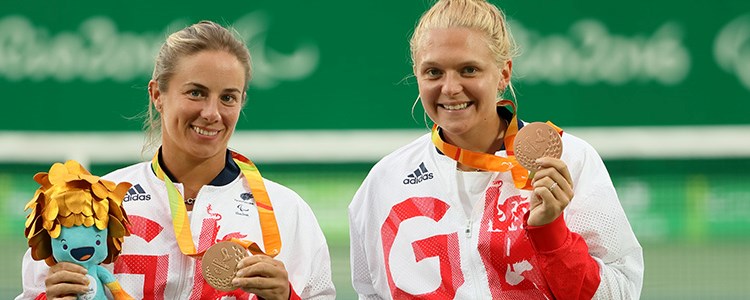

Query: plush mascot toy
left=24, top=160, right=134, bottom=300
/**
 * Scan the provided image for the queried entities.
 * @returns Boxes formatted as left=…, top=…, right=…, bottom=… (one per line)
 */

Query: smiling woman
left=349, top=0, right=643, bottom=299
left=149, top=50, right=246, bottom=194
left=413, top=26, right=511, bottom=156
left=17, top=20, right=336, bottom=300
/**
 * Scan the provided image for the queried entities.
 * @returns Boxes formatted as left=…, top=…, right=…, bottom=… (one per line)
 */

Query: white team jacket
left=18, top=161, right=336, bottom=300
left=349, top=131, right=643, bottom=299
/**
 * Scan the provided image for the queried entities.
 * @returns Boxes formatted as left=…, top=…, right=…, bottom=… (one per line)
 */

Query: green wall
left=2, top=0, right=749, bottom=132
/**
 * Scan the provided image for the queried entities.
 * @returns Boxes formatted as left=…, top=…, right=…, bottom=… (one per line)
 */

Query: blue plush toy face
left=51, top=225, right=108, bottom=268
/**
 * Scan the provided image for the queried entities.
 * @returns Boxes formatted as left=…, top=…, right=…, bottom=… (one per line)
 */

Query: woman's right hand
left=45, top=262, right=89, bottom=300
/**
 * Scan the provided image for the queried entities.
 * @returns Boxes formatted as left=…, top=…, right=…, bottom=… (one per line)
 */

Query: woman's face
left=150, top=50, right=246, bottom=161
left=414, top=27, right=510, bottom=144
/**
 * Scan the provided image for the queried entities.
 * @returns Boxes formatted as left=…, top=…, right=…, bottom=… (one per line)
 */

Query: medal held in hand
left=513, top=122, right=563, bottom=171
left=201, top=241, right=250, bottom=291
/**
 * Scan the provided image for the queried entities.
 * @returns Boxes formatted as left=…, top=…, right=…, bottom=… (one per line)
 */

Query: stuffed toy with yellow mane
left=24, top=160, right=134, bottom=300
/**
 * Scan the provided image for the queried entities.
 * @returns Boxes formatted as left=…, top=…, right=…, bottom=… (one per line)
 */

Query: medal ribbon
left=431, top=100, right=562, bottom=190
left=151, top=151, right=281, bottom=258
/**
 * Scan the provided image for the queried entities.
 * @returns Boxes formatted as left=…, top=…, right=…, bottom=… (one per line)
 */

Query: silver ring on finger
left=548, top=182, right=558, bottom=192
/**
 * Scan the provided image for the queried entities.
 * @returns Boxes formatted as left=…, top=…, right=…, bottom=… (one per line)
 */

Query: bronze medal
left=513, top=122, right=563, bottom=171
left=201, top=241, right=249, bottom=291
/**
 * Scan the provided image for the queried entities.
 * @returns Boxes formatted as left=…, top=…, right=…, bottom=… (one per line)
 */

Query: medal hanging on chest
left=152, top=151, right=281, bottom=291
left=431, top=99, right=563, bottom=190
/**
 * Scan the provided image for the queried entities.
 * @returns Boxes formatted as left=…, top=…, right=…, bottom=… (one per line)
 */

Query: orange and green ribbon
left=151, top=151, right=281, bottom=258
left=431, top=100, right=562, bottom=190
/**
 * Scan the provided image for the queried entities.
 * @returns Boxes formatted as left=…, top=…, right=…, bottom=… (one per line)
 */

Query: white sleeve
left=564, top=138, right=644, bottom=299
left=289, top=194, right=336, bottom=299
left=348, top=179, right=386, bottom=300
left=298, top=244, right=336, bottom=299
left=16, top=249, right=48, bottom=300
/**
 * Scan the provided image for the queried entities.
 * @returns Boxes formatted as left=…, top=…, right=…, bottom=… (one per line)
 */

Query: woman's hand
left=45, top=262, right=90, bottom=300
left=528, top=157, right=575, bottom=226
left=233, top=255, right=290, bottom=300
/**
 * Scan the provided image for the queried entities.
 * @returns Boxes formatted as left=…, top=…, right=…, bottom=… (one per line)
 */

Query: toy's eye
left=62, top=244, right=68, bottom=250
left=60, top=239, right=68, bottom=250
left=96, top=240, right=101, bottom=246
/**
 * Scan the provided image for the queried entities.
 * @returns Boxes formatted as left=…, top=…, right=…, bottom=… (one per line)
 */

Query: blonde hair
left=143, top=20, right=252, bottom=153
left=410, top=0, right=518, bottom=67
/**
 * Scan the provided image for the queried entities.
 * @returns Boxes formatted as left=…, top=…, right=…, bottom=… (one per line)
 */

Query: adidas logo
left=124, top=184, right=151, bottom=202
left=403, top=162, right=434, bottom=185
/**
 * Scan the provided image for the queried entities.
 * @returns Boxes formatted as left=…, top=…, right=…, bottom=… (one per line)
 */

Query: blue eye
left=462, top=66, right=478, bottom=75
left=96, top=240, right=101, bottom=246
left=187, top=89, right=206, bottom=99
left=62, top=244, right=68, bottom=250
left=425, top=68, right=442, bottom=78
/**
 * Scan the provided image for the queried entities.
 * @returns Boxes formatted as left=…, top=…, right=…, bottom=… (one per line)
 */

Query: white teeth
left=192, top=126, right=218, bottom=136
left=443, top=103, right=469, bottom=110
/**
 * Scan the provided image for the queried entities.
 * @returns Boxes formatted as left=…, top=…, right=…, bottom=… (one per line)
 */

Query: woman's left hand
left=232, top=255, right=290, bottom=300
left=528, top=157, right=575, bottom=226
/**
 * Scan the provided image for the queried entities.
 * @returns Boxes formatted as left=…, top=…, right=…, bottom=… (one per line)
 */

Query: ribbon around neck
left=431, top=99, right=562, bottom=190
left=151, top=151, right=281, bottom=258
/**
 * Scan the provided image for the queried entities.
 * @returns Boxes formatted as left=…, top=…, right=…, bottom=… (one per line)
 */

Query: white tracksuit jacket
left=349, top=131, right=643, bottom=299
left=18, top=159, right=336, bottom=300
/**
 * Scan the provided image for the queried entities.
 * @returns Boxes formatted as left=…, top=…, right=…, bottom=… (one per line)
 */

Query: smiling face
left=149, top=50, right=246, bottom=162
left=51, top=225, right=108, bottom=269
left=414, top=27, right=511, bottom=149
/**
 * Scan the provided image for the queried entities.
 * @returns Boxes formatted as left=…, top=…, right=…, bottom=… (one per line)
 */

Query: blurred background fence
left=2, top=0, right=749, bottom=299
